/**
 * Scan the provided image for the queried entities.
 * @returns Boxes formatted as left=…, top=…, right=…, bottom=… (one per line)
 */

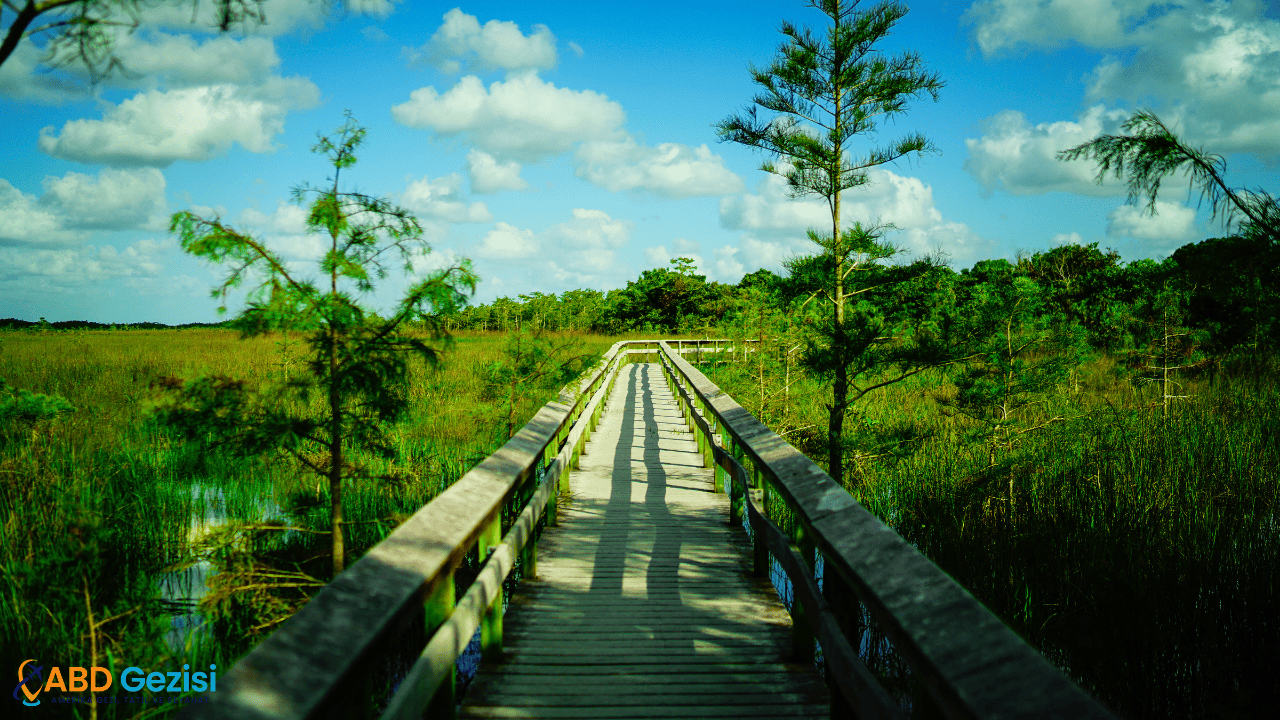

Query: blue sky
left=3, top=0, right=1278, bottom=324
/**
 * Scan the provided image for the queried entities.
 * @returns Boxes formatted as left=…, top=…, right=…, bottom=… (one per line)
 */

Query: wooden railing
left=181, top=338, right=1116, bottom=719
left=656, top=340, right=1117, bottom=720
left=182, top=340, right=651, bottom=720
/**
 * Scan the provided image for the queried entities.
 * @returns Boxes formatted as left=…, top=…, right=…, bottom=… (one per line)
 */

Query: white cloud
left=964, top=105, right=1132, bottom=197
left=710, top=235, right=801, bottom=281
left=1050, top=231, right=1086, bottom=246
left=643, top=238, right=709, bottom=275
left=968, top=1, right=1280, bottom=157
left=402, top=173, right=494, bottom=223
left=0, top=0, right=391, bottom=101
left=40, top=168, right=167, bottom=230
left=1106, top=201, right=1199, bottom=242
left=472, top=209, right=633, bottom=284
left=391, top=72, right=626, bottom=162
left=568, top=41, right=584, bottom=58
left=404, top=8, right=557, bottom=73
left=0, top=180, right=83, bottom=245
left=236, top=202, right=325, bottom=260
left=721, top=169, right=995, bottom=267
left=344, top=0, right=399, bottom=21
left=541, top=208, right=631, bottom=251
left=38, top=78, right=321, bottom=166
left=719, top=175, right=831, bottom=238
left=475, top=221, right=539, bottom=260
left=0, top=169, right=167, bottom=245
left=574, top=138, right=744, bottom=198
left=711, top=245, right=746, bottom=282
left=643, top=246, right=670, bottom=267
left=0, top=36, right=86, bottom=103
left=963, top=0, right=1159, bottom=55
left=0, top=238, right=170, bottom=282
left=108, top=32, right=282, bottom=88
left=466, top=150, right=528, bottom=193
left=129, top=0, right=337, bottom=37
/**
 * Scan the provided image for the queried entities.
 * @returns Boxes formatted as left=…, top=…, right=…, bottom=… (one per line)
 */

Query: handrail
left=182, top=340, right=640, bottom=719
left=656, top=341, right=1118, bottom=720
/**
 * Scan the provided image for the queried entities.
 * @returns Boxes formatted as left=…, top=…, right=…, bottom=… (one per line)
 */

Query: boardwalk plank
left=459, top=363, right=827, bottom=719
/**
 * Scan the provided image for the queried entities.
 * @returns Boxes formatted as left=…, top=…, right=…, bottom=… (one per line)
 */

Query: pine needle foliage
left=716, top=0, right=945, bottom=486
left=1057, top=109, right=1280, bottom=241
left=158, top=113, right=477, bottom=577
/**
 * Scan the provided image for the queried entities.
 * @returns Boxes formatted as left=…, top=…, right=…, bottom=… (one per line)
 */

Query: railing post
left=727, top=437, right=743, bottom=527
left=791, top=520, right=816, bottom=664
left=478, top=517, right=504, bottom=662
left=825, top=561, right=860, bottom=720
left=700, top=398, right=714, bottom=472
left=752, top=465, right=769, bottom=578
left=713, top=433, right=725, bottom=494
left=424, top=572, right=456, bottom=719
left=558, top=457, right=570, bottom=500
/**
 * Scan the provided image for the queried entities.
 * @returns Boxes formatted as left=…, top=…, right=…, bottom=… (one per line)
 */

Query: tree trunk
left=328, top=212, right=345, bottom=578
left=829, top=25, right=847, bottom=488
left=0, top=1, right=42, bottom=72
left=330, top=324, right=345, bottom=577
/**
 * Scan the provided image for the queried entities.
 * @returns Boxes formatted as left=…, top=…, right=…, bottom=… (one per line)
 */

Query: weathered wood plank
left=459, top=363, right=827, bottom=720
left=180, top=343, right=634, bottom=720
left=659, top=342, right=1119, bottom=719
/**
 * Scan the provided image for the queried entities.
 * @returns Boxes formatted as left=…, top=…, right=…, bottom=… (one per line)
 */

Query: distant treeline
left=0, top=318, right=235, bottom=331
left=450, top=235, right=1279, bottom=358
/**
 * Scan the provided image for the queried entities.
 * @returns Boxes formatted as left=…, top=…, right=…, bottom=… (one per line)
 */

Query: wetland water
left=158, top=485, right=289, bottom=653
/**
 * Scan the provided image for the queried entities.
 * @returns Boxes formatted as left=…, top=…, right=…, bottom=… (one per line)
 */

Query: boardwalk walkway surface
left=460, top=362, right=829, bottom=719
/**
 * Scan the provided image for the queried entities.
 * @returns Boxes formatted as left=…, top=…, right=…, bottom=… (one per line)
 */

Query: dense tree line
left=444, top=234, right=1278, bottom=363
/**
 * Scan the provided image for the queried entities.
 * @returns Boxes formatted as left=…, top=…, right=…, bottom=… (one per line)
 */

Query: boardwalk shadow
left=467, top=363, right=828, bottom=715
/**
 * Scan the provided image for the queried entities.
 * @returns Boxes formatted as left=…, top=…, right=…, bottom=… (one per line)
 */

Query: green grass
left=703, top=349, right=1280, bottom=719
left=0, top=327, right=619, bottom=717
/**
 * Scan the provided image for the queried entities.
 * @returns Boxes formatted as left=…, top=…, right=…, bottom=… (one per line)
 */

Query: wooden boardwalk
left=460, top=362, right=829, bottom=719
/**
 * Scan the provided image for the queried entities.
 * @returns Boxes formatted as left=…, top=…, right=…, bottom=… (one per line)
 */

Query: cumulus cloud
left=1050, top=231, right=1086, bottom=246
left=466, top=150, right=528, bottom=193
left=103, top=32, right=283, bottom=88
left=40, top=168, right=167, bottom=230
left=475, top=221, right=539, bottom=260
left=0, top=169, right=167, bottom=245
left=235, top=202, right=327, bottom=260
left=128, top=0, right=338, bottom=37
left=404, top=8, right=557, bottom=73
left=643, top=238, right=709, bottom=275
left=402, top=173, right=494, bottom=223
left=963, top=0, right=1157, bottom=55
left=542, top=208, right=631, bottom=251
left=0, top=180, right=83, bottom=245
left=1, top=0, right=394, bottom=100
left=0, top=238, right=170, bottom=282
left=964, top=105, right=1132, bottom=197
left=721, top=169, right=995, bottom=267
left=967, top=1, right=1280, bottom=157
left=473, top=209, right=633, bottom=283
left=38, top=78, right=320, bottom=166
left=574, top=138, right=744, bottom=198
left=0, top=37, right=86, bottom=103
left=391, top=72, right=625, bottom=162
left=1106, top=200, right=1199, bottom=242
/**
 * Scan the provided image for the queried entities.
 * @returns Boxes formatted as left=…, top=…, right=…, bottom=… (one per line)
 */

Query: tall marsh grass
left=705, top=350, right=1280, bottom=719
left=0, top=328, right=616, bottom=717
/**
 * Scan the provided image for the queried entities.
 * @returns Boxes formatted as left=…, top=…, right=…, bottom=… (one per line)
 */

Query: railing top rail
left=185, top=340, right=643, bottom=719
left=656, top=341, right=1116, bottom=720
